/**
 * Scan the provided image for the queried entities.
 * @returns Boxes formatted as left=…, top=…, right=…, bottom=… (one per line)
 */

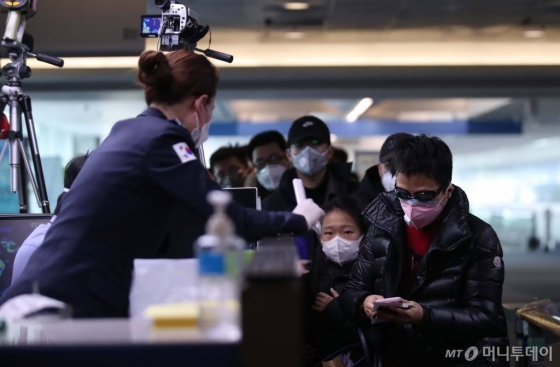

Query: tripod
left=0, top=35, right=63, bottom=213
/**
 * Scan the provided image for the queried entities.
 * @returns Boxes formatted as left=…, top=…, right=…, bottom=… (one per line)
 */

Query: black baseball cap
left=379, top=132, right=414, bottom=164
left=287, top=115, right=331, bottom=146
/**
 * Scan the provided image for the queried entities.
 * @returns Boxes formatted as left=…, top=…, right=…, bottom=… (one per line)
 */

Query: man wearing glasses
left=247, top=130, right=291, bottom=200
left=340, top=134, right=508, bottom=366
left=262, top=115, right=359, bottom=212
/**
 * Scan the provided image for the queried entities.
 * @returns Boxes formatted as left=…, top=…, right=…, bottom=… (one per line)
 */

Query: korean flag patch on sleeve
left=172, top=142, right=197, bottom=164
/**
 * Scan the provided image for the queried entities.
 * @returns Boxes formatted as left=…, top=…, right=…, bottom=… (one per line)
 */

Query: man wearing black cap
left=263, top=115, right=360, bottom=212
left=353, top=132, right=413, bottom=210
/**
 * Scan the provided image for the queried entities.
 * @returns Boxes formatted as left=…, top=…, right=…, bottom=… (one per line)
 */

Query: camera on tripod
left=0, top=0, right=65, bottom=213
left=141, top=0, right=233, bottom=63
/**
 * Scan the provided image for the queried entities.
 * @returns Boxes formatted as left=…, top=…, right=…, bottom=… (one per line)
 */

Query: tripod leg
left=17, top=138, right=40, bottom=210
left=0, top=140, right=7, bottom=164
left=18, top=149, right=28, bottom=213
left=17, top=94, right=50, bottom=213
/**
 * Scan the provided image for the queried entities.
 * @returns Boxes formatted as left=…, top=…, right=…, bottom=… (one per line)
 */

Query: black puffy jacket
left=340, top=186, right=509, bottom=366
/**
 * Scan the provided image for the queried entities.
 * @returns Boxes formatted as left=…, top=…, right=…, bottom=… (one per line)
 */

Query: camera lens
left=155, top=0, right=171, bottom=10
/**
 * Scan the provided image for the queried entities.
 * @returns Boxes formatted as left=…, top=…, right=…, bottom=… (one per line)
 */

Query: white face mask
left=382, top=171, right=395, bottom=192
left=291, top=146, right=330, bottom=176
left=321, top=235, right=363, bottom=266
left=256, top=164, right=286, bottom=191
left=190, top=103, right=213, bottom=148
left=191, top=120, right=210, bottom=148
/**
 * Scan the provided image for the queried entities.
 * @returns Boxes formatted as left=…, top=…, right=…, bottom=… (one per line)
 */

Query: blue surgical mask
left=291, top=146, right=330, bottom=176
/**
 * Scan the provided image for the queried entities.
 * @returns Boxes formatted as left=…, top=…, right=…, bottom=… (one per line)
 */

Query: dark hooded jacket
left=340, top=186, right=509, bottom=366
left=352, top=164, right=385, bottom=212
left=262, top=163, right=360, bottom=212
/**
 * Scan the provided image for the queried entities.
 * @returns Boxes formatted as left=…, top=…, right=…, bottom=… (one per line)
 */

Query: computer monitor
left=0, top=214, right=52, bottom=294
left=223, top=187, right=259, bottom=210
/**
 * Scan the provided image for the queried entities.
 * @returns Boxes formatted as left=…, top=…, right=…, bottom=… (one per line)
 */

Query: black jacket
left=262, top=163, right=360, bottom=212
left=304, top=247, right=357, bottom=361
left=340, top=186, right=509, bottom=366
left=0, top=108, right=308, bottom=318
left=352, top=164, right=385, bottom=212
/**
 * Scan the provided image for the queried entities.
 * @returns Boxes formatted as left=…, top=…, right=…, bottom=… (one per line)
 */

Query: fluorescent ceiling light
left=524, top=29, right=545, bottom=38
left=346, top=98, right=373, bottom=123
left=283, top=2, right=310, bottom=10
left=285, top=31, right=305, bottom=39
left=397, top=111, right=455, bottom=122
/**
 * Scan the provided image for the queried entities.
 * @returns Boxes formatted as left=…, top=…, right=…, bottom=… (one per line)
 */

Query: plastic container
left=194, top=190, right=246, bottom=338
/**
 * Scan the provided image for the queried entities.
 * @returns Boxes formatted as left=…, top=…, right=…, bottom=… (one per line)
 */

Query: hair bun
left=138, top=50, right=173, bottom=87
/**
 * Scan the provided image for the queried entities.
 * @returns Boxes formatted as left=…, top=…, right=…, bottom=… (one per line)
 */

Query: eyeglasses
left=253, top=154, right=287, bottom=171
left=395, top=186, right=443, bottom=203
left=215, top=165, right=243, bottom=180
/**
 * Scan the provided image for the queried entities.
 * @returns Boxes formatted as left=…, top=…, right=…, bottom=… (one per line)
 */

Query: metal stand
left=0, top=85, right=49, bottom=213
left=0, top=30, right=63, bottom=213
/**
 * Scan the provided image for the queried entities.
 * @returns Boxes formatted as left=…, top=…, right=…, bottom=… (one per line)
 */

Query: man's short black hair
left=64, top=152, right=90, bottom=188
left=209, top=144, right=251, bottom=171
left=247, top=131, right=287, bottom=160
left=391, top=134, right=452, bottom=188
left=379, top=132, right=414, bottom=167
left=323, top=196, right=368, bottom=235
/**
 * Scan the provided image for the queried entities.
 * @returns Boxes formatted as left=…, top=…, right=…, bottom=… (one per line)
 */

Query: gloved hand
left=292, top=198, right=325, bottom=230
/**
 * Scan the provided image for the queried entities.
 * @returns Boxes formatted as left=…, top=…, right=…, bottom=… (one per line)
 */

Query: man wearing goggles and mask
left=340, top=134, right=508, bottom=366
left=262, top=115, right=359, bottom=212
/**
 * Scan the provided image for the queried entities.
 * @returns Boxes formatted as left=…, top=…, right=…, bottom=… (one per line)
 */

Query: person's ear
left=326, top=145, right=334, bottom=160
left=286, top=148, right=294, bottom=163
left=377, top=164, right=383, bottom=178
left=193, top=94, right=208, bottom=112
left=447, top=184, right=454, bottom=198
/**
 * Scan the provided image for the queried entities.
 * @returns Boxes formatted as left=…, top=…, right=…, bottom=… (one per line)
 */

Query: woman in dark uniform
left=0, top=50, right=323, bottom=318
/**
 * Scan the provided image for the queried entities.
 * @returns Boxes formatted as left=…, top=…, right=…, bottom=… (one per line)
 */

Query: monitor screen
left=140, top=15, right=162, bottom=38
left=224, top=187, right=258, bottom=210
left=0, top=214, right=52, bottom=294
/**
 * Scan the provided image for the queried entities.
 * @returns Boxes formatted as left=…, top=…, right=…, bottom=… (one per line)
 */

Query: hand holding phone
left=373, top=297, right=412, bottom=311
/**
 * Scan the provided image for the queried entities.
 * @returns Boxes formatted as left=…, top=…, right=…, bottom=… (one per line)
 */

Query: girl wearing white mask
left=304, top=196, right=367, bottom=365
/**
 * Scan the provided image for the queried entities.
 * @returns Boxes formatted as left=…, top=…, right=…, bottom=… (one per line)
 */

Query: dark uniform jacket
left=0, top=108, right=308, bottom=318
left=340, top=186, right=509, bottom=366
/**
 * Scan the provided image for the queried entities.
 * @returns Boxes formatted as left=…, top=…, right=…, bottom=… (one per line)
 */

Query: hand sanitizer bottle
left=195, top=190, right=245, bottom=339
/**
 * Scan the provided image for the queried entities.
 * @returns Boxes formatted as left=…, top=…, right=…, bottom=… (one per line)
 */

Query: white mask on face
left=191, top=119, right=211, bottom=148
left=291, top=146, right=330, bottom=176
left=381, top=171, right=396, bottom=192
left=190, top=103, right=213, bottom=148
left=321, top=235, right=363, bottom=266
left=256, top=164, right=286, bottom=191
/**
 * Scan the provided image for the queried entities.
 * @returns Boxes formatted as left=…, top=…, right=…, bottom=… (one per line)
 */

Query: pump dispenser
left=195, top=190, right=245, bottom=338
left=205, top=190, right=235, bottom=238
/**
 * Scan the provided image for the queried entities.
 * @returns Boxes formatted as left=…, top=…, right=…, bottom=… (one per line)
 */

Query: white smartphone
left=373, top=297, right=412, bottom=311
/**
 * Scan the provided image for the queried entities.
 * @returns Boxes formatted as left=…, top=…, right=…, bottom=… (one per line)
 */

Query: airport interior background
left=1, top=0, right=559, bottom=331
